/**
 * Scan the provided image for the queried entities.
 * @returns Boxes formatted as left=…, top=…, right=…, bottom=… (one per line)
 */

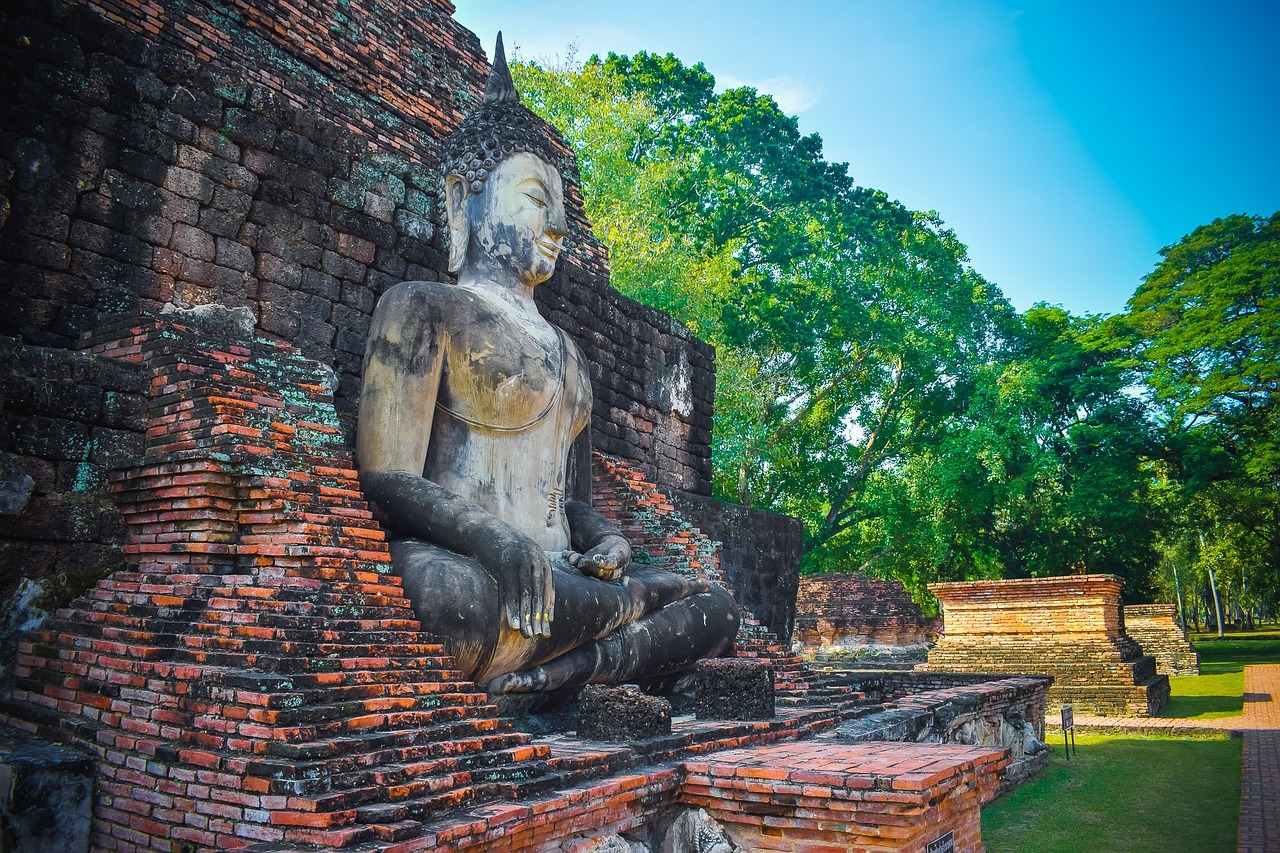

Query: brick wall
left=668, top=490, right=802, bottom=643
left=0, top=337, right=147, bottom=682
left=925, top=575, right=1171, bottom=716
left=680, top=741, right=1006, bottom=853
left=1124, top=604, right=1200, bottom=676
left=794, top=573, right=937, bottom=653
left=0, top=0, right=714, bottom=623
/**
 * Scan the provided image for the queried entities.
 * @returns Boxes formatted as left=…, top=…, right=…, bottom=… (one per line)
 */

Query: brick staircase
left=6, top=315, right=569, bottom=849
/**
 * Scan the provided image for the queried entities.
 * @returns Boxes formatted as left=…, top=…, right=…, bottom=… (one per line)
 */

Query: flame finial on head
left=485, top=33, right=519, bottom=105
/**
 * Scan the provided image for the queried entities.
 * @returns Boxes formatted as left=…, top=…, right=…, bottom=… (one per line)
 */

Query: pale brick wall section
left=794, top=573, right=938, bottom=654
left=925, top=575, right=1171, bottom=716
left=1124, top=604, right=1200, bottom=676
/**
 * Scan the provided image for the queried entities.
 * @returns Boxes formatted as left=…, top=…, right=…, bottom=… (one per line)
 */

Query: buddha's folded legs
left=390, top=538, right=737, bottom=687
left=484, top=587, right=740, bottom=694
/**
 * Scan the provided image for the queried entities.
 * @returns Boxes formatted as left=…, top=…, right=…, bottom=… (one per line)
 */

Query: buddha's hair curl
left=440, top=100, right=562, bottom=195
left=441, top=33, right=562, bottom=194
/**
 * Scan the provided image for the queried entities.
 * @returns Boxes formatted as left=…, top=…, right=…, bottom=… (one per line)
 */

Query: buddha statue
left=356, top=36, right=739, bottom=694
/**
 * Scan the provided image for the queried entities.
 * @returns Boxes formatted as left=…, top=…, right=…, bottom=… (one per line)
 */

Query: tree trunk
left=1173, top=561, right=1187, bottom=631
left=1208, top=566, right=1224, bottom=638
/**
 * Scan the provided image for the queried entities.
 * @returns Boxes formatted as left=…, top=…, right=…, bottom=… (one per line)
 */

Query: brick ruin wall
left=793, top=572, right=938, bottom=654
left=1124, top=604, right=1200, bottom=676
left=667, top=490, right=802, bottom=643
left=0, top=312, right=1004, bottom=852
left=926, top=575, right=1171, bottom=716
left=0, top=0, right=715, bottom=642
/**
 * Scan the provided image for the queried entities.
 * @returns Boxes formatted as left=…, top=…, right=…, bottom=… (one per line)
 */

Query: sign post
left=1060, top=705, right=1076, bottom=760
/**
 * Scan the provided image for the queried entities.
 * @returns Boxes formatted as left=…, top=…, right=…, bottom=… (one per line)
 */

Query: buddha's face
left=452, top=152, right=567, bottom=287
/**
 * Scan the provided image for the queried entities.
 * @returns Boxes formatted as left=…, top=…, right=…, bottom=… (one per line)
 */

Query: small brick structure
left=1124, top=604, right=1200, bottom=676
left=694, top=659, right=774, bottom=721
left=680, top=741, right=1006, bottom=853
left=925, top=575, right=1170, bottom=716
left=794, top=573, right=937, bottom=659
left=577, top=686, right=671, bottom=742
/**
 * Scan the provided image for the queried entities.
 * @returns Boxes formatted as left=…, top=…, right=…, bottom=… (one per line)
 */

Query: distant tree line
left=512, top=52, right=1279, bottom=621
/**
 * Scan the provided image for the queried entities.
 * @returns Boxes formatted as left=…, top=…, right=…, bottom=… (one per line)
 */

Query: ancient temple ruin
left=794, top=572, right=938, bottom=663
left=926, top=575, right=1171, bottom=716
left=0, top=1, right=1054, bottom=849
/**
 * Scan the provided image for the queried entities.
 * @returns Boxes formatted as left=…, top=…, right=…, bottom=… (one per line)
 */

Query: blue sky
left=452, top=1, right=1280, bottom=317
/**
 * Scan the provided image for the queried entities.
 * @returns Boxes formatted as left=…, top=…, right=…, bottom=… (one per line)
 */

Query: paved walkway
left=1237, top=665, right=1279, bottom=853
left=1046, top=664, right=1280, bottom=853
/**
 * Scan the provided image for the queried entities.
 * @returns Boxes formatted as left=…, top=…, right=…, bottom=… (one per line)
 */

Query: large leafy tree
left=515, top=51, right=1011, bottom=571
left=1125, top=213, right=1280, bottom=615
left=848, top=306, right=1164, bottom=601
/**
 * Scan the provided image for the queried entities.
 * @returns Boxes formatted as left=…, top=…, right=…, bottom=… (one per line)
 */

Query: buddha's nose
left=547, top=203, right=567, bottom=239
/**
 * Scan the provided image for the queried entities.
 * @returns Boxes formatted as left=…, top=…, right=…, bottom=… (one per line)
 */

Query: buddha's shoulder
left=374, top=280, right=485, bottom=323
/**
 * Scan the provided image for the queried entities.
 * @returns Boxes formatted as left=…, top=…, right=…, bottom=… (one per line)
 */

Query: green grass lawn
left=983, top=734, right=1242, bottom=853
left=983, top=627, right=1280, bottom=852
left=1160, top=629, right=1280, bottom=719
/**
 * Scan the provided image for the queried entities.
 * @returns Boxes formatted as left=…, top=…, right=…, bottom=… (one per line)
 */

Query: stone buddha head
left=441, top=35, right=568, bottom=287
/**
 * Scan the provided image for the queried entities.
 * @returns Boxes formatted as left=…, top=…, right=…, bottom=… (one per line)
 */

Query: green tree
left=1126, top=213, right=1280, bottom=613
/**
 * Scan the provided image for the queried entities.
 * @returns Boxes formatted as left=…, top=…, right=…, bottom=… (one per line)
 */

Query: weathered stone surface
left=833, top=672, right=1052, bottom=794
left=652, top=808, right=737, bottom=853
left=694, top=658, right=774, bottom=721
left=794, top=572, right=938, bottom=660
left=0, top=457, right=35, bottom=515
left=670, top=491, right=802, bottom=643
left=578, top=685, right=672, bottom=742
left=0, top=725, right=93, bottom=853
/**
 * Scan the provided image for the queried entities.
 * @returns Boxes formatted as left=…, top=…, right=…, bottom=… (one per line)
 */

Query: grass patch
left=1155, top=627, right=1280, bottom=720
left=1191, top=630, right=1280, bottom=674
left=1162, top=671, right=1245, bottom=719
left=983, top=734, right=1241, bottom=853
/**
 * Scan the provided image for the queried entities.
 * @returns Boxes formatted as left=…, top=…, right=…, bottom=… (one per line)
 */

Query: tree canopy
left=512, top=51, right=1280, bottom=615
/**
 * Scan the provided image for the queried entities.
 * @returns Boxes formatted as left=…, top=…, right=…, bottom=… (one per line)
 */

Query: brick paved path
left=1048, top=664, right=1280, bottom=853
left=1238, top=665, right=1280, bottom=853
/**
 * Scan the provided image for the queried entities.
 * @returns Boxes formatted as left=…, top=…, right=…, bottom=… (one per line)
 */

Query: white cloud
left=717, top=74, right=823, bottom=115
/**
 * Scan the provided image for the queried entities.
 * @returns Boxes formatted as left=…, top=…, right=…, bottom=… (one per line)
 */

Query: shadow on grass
left=1162, top=693, right=1242, bottom=718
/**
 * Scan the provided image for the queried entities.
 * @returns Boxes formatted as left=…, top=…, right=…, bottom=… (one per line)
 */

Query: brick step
left=263, top=718, right=516, bottom=761
left=352, top=779, right=514, bottom=826
left=33, top=616, right=427, bottom=655
left=102, top=570, right=401, bottom=591
left=263, top=691, right=490, bottom=727
left=40, top=616, right=434, bottom=650
left=246, top=742, right=548, bottom=797
left=259, top=731, right=531, bottom=782
left=77, top=584, right=411, bottom=610
left=268, top=705, right=502, bottom=744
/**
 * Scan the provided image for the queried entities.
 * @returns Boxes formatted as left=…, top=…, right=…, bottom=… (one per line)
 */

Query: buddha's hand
left=479, top=531, right=554, bottom=639
left=564, top=533, right=630, bottom=582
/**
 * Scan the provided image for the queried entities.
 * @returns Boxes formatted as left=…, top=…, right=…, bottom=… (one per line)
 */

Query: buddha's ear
left=444, top=174, right=469, bottom=275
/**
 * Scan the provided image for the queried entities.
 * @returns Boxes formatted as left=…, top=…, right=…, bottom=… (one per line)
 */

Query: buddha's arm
left=357, top=282, right=553, bottom=638
left=564, top=500, right=631, bottom=582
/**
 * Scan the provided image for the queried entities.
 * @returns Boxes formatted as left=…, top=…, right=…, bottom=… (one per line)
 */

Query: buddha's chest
left=437, top=323, right=589, bottom=434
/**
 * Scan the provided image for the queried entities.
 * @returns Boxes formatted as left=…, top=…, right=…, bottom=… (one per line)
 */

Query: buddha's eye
left=524, top=192, right=547, bottom=208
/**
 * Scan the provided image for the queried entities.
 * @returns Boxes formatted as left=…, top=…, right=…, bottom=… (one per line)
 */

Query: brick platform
left=681, top=741, right=1006, bottom=853
left=1124, top=604, right=1200, bottom=676
left=926, top=575, right=1169, bottom=716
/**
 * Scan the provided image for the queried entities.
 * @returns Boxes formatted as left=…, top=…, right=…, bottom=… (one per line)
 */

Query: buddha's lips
left=535, top=238, right=562, bottom=258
